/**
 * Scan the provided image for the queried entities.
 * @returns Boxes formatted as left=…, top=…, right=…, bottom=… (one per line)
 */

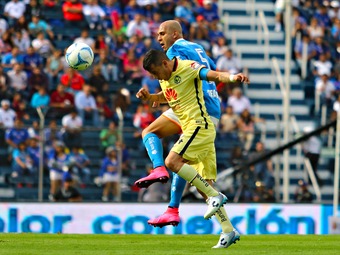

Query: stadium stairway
left=219, top=0, right=334, bottom=202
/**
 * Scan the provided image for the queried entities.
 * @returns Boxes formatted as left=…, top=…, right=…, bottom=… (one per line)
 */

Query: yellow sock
left=215, top=207, right=233, bottom=233
left=177, top=164, right=218, bottom=197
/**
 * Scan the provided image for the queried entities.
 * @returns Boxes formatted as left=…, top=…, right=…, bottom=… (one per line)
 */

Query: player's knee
left=164, top=157, right=178, bottom=172
left=141, top=128, right=149, bottom=139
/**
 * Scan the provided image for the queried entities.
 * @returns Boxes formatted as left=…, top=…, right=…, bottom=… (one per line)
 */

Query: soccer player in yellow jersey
left=138, top=49, right=249, bottom=244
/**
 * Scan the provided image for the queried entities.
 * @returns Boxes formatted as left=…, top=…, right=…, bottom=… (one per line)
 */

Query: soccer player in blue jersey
left=134, top=20, right=248, bottom=248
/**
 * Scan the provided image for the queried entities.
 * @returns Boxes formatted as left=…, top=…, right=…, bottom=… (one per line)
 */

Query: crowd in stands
left=0, top=0, right=278, bottom=202
left=277, top=0, right=340, bottom=121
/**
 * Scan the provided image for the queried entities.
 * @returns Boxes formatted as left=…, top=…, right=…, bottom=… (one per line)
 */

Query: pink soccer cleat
left=148, top=207, right=180, bottom=228
left=134, top=166, right=169, bottom=188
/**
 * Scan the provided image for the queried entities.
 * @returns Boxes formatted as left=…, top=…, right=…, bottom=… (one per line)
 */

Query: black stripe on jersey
left=172, top=57, right=178, bottom=71
left=194, top=78, right=208, bottom=129
left=179, top=126, right=201, bottom=156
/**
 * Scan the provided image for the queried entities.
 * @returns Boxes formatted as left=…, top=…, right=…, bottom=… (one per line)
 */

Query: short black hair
left=143, top=49, right=169, bottom=72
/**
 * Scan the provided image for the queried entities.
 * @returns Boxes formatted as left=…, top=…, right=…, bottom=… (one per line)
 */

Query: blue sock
left=143, top=133, right=164, bottom=169
left=169, top=173, right=187, bottom=208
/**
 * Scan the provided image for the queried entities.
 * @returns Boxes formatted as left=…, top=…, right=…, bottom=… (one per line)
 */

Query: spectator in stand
left=28, top=14, right=53, bottom=39
left=13, top=30, right=30, bottom=54
left=30, top=86, right=50, bottom=109
left=44, top=119, right=62, bottom=153
left=74, top=29, right=95, bottom=48
left=0, top=66, right=10, bottom=100
left=7, top=63, right=28, bottom=98
left=5, top=118, right=29, bottom=154
left=11, top=141, right=36, bottom=185
left=0, top=100, right=17, bottom=129
left=294, top=34, right=316, bottom=75
left=27, top=66, right=49, bottom=97
left=96, top=94, right=114, bottom=124
left=315, top=73, right=336, bottom=109
left=75, top=84, right=100, bottom=126
left=126, top=13, right=151, bottom=38
left=49, top=83, right=75, bottom=118
left=314, top=4, right=332, bottom=29
left=248, top=141, right=275, bottom=189
left=112, top=87, right=131, bottom=116
left=157, top=0, right=175, bottom=21
left=53, top=172, right=82, bottom=202
left=27, top=137, right=43, bottom=171
left=227, top=87, right=252, bottom=115
left=22, top=46, right=43, bottom=75
left=83, top=0, right=106, bottom=30
left=211, top=37, right=228, bottom=61
left=133, top=104, right=155, bottom=138
left=31, top=31, right=55, bottom=60
left=237, top=109, right=264, bottom=153
left=141, top=71, right=160, bottom=94
left=61, top=108, right=83, bottom=148
left=307, top=17, right=325, bottom=40
left=313, top=53, right=333, bottom=77
left=62, top=0, right=85, bottom=28
left=329, top=1, right=340, bottom=21
left=102, top=0, right=122, bottom=29
left=208, top=22, right=224, bottom=45
left=149, top=12, right=162, bottom=37
left=294, top=179, right=313, bottom=203
left=0, top=15, right=8, bottom=38
left=313, top=36, right=331, bottom=61
left=47, top=141, right=71, bottom=200
left=189, top=15, right=210, bottom=51
left=28, top=120, right=40, bottom=139
left=4, top=0, right=26, bottom=27
left=216, top=48, right=243, bottom=74
left=99, top=120, right=121, bottom=154
left=124, top=0, right=143, bottom=22
left=60, top=68, right=85, bottom=93
left=2, top=47, right=23, bottom=72
left=69, top=146, right=91, bottom=185
left=96, top=50, right=120, bottom=83
left=88, top=64, right=109, bottom=96
left=331, top=18, right=340, bottom=41
left=11, top=93, right=29, bottom=121
left=219, top=105, right=239, bottom=140
left=122, top=49, right=144, bottom=84
left=25, top=0, right=43, bottom=21
left=175, top=0, right=195, bottom=30
left=45, top=49, right=63, bottom=89
left=0, top=31, right=13, bottom=55
left=141, top=1, right=158, bottom=21
left=100, top=146, right=120, bottom=202
left=93, top=34, right=109, bottom=55
left=13, top=16, right=30, bottom=39
left=195, top=0, right=219, bottom=24
left=302, top=126, right=323, bottom=186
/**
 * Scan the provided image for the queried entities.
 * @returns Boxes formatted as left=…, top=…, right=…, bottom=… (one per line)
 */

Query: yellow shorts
left=171, top=125, right=217, bottom=181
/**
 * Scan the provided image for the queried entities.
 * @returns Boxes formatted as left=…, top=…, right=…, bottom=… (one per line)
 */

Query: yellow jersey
left=160, top=58, right=213, bottom=131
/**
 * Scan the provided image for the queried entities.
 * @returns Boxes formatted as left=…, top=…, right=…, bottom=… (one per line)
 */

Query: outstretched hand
left=136, top=88, right=150, bottom=100
left=234, top=73, right=250, bottom=84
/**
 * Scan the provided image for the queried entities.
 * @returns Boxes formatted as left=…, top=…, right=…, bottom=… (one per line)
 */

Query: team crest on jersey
left=165, top=88, right=177, bottom=101
left=174, top=75, right=181, bottom=84
left=190, top=62, right=201, bottom=70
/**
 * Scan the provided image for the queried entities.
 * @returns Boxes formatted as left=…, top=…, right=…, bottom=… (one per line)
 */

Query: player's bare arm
left=136, top=88, right=167, bottom=104
left=204, top=70, right=250, bottom=84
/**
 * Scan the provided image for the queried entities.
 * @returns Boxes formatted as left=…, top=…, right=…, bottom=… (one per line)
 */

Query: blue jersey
left=166, top=39, right=221, bottom=119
